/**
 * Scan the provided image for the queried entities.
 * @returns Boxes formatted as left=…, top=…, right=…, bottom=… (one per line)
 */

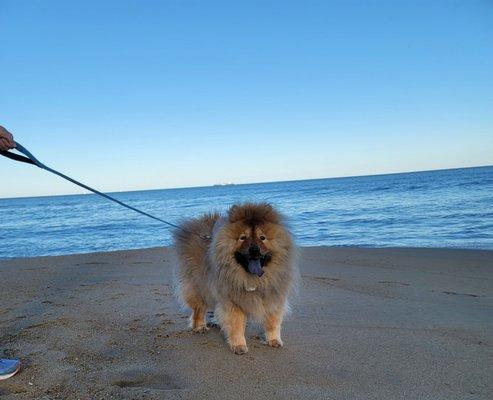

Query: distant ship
left=213, top=182, right=235, bottom=187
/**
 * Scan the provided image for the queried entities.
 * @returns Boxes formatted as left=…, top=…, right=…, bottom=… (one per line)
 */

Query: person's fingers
left=0, top=126, right=15, bottom=148
left=5, top=133, right=15, bottom=148
left=0, top=137, right=13, bottom=150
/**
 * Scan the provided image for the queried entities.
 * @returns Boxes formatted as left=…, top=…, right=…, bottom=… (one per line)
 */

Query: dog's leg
left=220, top=304, right=248, bottom=355
left=264, top=313, right=283, bottom=348
left=187, top=295, right=208, bottom=333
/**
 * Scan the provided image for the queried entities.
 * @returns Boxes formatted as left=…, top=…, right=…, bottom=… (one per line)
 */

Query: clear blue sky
left=1, top=0, right=492, bottom=198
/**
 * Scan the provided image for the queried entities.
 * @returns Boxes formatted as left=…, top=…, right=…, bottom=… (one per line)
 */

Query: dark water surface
left=1, top=166, right=492, bottom=258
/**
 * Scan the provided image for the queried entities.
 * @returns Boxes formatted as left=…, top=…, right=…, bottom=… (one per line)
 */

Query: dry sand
left=0, top=247, right=491, bottom=399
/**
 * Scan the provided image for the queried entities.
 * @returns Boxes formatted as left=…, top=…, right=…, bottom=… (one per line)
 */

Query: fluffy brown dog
left=173, top=203, right=297, bottom=354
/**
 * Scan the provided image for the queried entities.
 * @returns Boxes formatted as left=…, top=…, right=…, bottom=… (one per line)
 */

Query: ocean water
left=0, top=166, right=492, bottom=259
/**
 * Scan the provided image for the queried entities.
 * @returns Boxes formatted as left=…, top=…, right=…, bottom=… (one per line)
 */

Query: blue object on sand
left=0, top=359, right=21, bottom=380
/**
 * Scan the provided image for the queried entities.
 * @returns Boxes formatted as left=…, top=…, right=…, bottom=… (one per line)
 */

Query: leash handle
left=0, top=142, right=37, bottom=165
left=14, top=142, right=46, bottom=168
left=1, top=142, right=211, bottom=241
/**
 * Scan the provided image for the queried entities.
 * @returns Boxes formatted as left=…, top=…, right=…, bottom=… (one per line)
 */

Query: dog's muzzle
left=235, top=245, right=270, bottom=277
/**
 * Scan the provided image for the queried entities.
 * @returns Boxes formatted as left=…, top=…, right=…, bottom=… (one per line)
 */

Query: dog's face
left=233, top=225, right=273, bottom=277
left=224, top=203, right=283, bottom=278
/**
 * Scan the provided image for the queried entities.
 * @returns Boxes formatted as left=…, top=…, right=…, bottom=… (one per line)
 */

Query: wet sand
left=0, top=247, right=492, bottom=399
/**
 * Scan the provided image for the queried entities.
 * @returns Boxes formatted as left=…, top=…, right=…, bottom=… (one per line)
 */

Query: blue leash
left=1, top=142, right=210, bottom=240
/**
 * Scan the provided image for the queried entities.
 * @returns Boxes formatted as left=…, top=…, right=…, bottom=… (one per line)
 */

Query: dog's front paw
left=192, top=325, right=209, bottom=334
left=231, top=344, right=249, bottom=355
left=266, top=338, right=283, bottom=348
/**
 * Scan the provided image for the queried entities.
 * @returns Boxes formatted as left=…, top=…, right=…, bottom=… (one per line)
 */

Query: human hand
left=0, top=126, right=15, bottom=151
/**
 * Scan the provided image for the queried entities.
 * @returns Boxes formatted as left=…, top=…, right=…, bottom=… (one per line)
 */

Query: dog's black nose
left=248, top=244, right=261, bottom=259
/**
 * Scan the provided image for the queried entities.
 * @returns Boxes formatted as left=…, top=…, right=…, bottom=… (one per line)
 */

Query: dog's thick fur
left=173, top=203, right=297, bottom=354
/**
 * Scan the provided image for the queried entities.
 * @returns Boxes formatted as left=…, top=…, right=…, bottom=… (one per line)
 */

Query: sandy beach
left=0, top=247, right=491, bottom=399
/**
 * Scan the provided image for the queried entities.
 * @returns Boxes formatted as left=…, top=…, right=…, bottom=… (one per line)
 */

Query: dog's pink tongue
left=248, top=259, right=264, bottom=277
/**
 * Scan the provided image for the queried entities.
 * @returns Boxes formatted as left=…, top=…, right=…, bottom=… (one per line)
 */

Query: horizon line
left=1, top=163, right=491, bottom=201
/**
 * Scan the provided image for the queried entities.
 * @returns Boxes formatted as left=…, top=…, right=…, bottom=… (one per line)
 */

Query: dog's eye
left=239, top=235, right=246, bottom=241
left=259, top=235, right=266, bottom=241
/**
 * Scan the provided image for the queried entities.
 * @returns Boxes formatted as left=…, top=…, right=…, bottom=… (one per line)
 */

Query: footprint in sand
left=111, top=370, right=179, bottom=391
left=83, top=262, right=109, bottom=265
left=378, top=281, right=410, bottom=286
left=310, top=276, right=341, bottom=283
left=442, top=291, right=479, bottom=298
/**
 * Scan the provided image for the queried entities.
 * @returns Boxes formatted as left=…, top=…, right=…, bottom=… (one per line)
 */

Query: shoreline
left=1, top=246, right=492, bottom=399
left=2, top=244, right=492, bottom=262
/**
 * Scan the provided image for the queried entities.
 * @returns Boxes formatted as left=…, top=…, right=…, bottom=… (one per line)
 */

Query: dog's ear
left=228, top=205, right=239, bottom=222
